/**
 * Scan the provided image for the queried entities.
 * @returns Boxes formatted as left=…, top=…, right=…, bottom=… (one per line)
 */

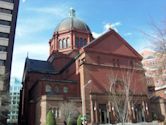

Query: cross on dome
left=69, top=8, right=76, bottom=17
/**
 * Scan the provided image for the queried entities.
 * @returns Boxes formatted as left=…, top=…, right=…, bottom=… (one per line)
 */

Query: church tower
left=49, top=8, right=93, bottom=55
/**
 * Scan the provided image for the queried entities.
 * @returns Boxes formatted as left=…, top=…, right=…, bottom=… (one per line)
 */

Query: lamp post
left=82, top=80, right=92, bottom=125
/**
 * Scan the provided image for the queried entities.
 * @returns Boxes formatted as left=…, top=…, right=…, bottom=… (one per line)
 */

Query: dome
left=55, top=9, right=91, bottom=33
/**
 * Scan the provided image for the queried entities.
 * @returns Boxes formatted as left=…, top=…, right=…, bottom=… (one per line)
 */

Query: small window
left=63, top=87, right=68, bottom=93
left=55, top=87, right=59, bottom=93
left=0, top=20, right=11, bottom=26
left=84, top=39, right=87, bottom=46
left=46, top=85, right=52, bottom=93
left=59, top=39, right=62, bottom=49
left=75, top=37, right=79, bottom=48
left=66, top=38, right=71, bottom=47
left=62, top=38, right=66, bottom=48
left=0, top=8, right=12, bottom=14
left=0, top=45, right=7, bottom=52
left=0, top=32, right=9, bottom=38
left=0, top=60, right=5, bottom=66
left=80, top=38, right=84, bottom=47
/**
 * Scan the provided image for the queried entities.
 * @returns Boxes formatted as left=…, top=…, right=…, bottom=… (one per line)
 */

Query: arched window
left=62, top=38, right=66, bottom=48
left=84, top=38, right=87, bottom=46
left=75, top=37, right=79, bottom=48
left=80, top=38, right=84, bottom=47
left=63, top=87, right=68, bottom=93
left=46, top=85, right=52, bottom=93
left=66, top=38, right=71, bottom=48
left=59, top=39, right=62, bottom=49
left=55, top=86, right=59, bottom=93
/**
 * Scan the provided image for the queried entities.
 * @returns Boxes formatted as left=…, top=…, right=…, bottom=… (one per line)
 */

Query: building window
left=45, top=85, right=52, bottom=93
left=55, top=86, right=59, bottom=93
left=0, top=0, right=14, bottom=3
left=0, top=8, right=12, bottom=14
left=0, top=32, right=9, bottom=38
left=84, top=38, right=87, bottom=46
left=79, top=38, right=84, bottom=47
left=75, top=37, right=86, bottom=48
left=0, top=20, right=11, bottom=26
left=63, top=87, right=68, bottom=93
left=59, top=39, right=62, bottom=49
left=62, top=38, right=66, bottom=48
left=0, top=59, right=5, bottom=66
left=75, top=37, right=79, bottom=48
left=0, top=45, right=7, bottom=52
left=66, top=37, right=71, bottom=48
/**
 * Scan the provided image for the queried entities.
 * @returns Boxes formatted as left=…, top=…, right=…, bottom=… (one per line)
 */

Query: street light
left=82, top=80, right=92, bottom=125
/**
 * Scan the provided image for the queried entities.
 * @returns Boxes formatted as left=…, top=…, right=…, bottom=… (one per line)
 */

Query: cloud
left=103, top=22, right=122, bottom=32
left=124, top=32, right=133, bottom=36
left=92, top=32, right=103, bottom=38
left=92, top=21, right=122, bottom=38
left=22, top=0, right=26, bottom=3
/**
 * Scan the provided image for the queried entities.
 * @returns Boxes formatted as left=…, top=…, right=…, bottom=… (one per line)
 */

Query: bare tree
left=60, top=102, right=79, bottom=122
left=143, top=21, right=166, bottom=75
left=107, top=68, right=145, bottom=125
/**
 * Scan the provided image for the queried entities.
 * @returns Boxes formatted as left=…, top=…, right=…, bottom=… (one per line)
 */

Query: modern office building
left=7, top=77, right=22, bottom=125
left=0, top=0, right=19, bottom=124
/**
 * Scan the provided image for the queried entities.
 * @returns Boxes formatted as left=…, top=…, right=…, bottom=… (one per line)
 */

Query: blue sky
left=12, top=0, right=166, bottom=80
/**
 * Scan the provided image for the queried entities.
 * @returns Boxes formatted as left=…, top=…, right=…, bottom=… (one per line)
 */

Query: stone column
left=90, top=95, right=94, bottom=124
left=94, top=100, right=98, bottom=123
left=107, top=101, right=111, bottom=123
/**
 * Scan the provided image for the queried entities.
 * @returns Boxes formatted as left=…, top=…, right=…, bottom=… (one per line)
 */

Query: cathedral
left=19, top=9, right=152, bottom=125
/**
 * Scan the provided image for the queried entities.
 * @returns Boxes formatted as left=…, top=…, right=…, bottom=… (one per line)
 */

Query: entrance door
left=99, top=104, right=107, bottom=123
left=135, top=104, right=145, bottom=122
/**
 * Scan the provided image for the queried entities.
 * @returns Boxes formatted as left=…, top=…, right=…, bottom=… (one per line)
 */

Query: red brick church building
left=19, top=9, right=152, bottom=125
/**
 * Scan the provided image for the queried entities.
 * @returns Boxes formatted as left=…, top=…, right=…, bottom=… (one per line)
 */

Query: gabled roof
left=25, top=58, right=57, bottom=74
left=83, top=29, right=142, bottom=60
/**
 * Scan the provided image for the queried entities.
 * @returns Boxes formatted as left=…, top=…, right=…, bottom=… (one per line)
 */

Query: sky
left=12, top=0, right=166, bottom=80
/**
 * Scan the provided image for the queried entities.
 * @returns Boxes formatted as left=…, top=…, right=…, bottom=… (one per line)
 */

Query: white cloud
left=22, top=0, right=26, bottom=3
left=124, top=32, right=133, bottom=36
left=92, top=32, right=103, bottom=38
left=111, top=22, right=122, bottom=27
left=92, top=21, right=122, bottom=38
left=103, top=22, right=122, bottom=32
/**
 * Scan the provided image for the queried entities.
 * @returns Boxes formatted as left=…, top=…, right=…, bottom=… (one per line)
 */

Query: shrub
left=46, top=110, right=56, bottom=125
left=77, top=115, right=82, bottom=125
left=67, top=117, right=73, bottom=125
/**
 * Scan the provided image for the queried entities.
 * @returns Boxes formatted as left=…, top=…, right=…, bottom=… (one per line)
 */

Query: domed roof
left=55, top=9, right=91, bottom=33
